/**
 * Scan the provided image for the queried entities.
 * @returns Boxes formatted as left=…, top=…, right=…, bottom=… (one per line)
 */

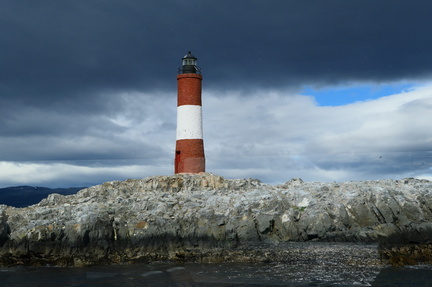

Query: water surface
left=1, top=262, right=431, bottom=286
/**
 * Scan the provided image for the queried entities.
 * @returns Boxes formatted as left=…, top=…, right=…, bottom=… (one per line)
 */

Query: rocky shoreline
left=0, top=173, right=431, bottom=267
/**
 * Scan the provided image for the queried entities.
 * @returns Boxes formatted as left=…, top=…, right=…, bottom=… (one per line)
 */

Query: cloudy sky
left=1, top=0, right=431, bottom=188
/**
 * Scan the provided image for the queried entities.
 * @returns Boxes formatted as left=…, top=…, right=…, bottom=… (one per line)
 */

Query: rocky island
left=0, top=173, right=431, bottom=267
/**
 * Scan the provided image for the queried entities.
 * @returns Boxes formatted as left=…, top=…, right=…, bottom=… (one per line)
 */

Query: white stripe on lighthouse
left=176, top=105, right=203, bottom=140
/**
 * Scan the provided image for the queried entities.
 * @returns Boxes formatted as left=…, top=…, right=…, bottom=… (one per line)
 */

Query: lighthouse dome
left=182, top=51, right=197, bottom=65
left=183, top=51, right=197, bottom=59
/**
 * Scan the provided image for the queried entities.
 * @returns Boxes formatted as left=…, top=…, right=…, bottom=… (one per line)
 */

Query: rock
left=0, top=173, right=431, bottom=266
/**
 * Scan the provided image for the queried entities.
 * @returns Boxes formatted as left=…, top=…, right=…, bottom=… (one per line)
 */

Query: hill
left=0, top=186, right=85, bottom=207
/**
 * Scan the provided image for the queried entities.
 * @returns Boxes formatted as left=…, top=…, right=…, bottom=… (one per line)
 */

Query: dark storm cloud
left=2, top=0, right=432, bottom=108
left=1, top=0, right=431, bottom=185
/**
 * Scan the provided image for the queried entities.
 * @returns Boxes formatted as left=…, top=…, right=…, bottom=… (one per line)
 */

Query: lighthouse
left=174, top=51, right=205, bottom=174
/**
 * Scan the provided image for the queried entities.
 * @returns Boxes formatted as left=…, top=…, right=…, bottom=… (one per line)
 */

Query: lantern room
left=180, top=51, right=201, bottom=74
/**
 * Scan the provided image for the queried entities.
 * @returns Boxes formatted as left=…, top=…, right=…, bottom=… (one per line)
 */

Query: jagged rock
left=0, top=173, right=431, bottom=266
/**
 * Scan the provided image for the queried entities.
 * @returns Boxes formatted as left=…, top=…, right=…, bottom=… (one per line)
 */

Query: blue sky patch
left=302, top=83, right=417, bottom=106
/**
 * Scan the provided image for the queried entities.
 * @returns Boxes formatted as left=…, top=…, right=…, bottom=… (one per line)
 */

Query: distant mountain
left=0, top=186, right=86, bottom=208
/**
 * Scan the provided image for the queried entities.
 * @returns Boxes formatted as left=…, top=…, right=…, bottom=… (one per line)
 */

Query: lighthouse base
left=175, top=139, right=205, bottom=174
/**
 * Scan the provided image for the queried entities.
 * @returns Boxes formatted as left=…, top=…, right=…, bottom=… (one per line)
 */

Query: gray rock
left=0, top=173, right=431, bottom=266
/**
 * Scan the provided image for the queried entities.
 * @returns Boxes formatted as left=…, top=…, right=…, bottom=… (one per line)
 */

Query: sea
left=1, top=262, right=431, bottom=286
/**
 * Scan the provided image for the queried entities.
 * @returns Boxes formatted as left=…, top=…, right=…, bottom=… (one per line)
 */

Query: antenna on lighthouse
left=175, top=51, right=205, bottom=174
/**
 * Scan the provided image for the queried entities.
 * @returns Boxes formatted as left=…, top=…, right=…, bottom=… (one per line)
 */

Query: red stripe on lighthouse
left=175, top=139, right=205, bottom=174
left=177, top=74, right=202, bottom=106
left=175, top=71, right=205, bottom=174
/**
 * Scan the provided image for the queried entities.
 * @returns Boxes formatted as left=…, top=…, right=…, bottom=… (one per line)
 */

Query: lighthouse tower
left=174, top=51, right=205, bottom=174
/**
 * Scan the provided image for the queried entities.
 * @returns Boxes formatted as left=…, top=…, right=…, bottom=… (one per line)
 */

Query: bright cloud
left=0, top=85, right=431, bottom=187
left=203, top=85, right=432, bottom=183
left=0, top=161, right=168, bottom=188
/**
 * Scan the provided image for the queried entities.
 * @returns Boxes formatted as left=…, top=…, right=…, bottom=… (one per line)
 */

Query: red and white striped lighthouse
left=174, top=51, right=205, bottom=174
